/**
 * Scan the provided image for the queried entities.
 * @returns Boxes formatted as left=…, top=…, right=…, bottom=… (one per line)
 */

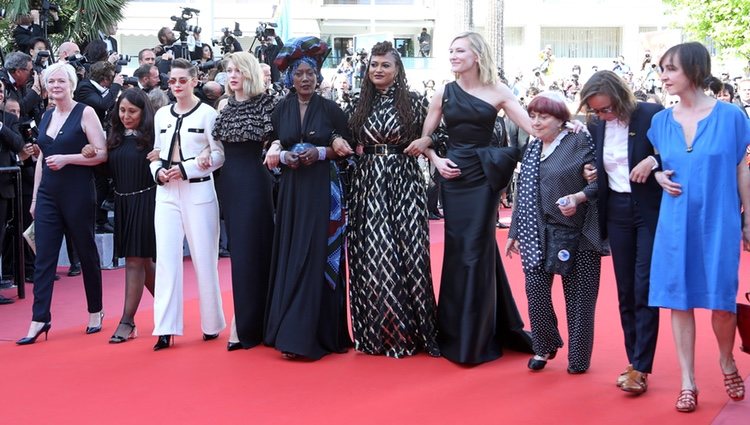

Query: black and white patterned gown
left=346, top=87, right=440, bottom=358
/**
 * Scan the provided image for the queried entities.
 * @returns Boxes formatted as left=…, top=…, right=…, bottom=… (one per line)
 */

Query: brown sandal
left=675, top=389, right=698, bottom=413
left=723, top=370, right=745, bottom=401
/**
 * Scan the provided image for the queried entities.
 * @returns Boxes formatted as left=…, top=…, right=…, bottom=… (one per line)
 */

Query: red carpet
left=1, top=215, right=749, bottom=424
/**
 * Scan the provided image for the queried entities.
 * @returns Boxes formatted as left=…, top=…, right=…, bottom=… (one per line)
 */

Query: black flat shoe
left=528, top=350, right=557, bottom=371
left=153, top=335, right=173, bottom=350
left=86, top=311, right=104, bottom=334
left=203, top=333, right=219, bottom=341
left=227, top=342, right=243, bottom=351
left=68, top=263, right=82, bottom=277
left=16, top=322, right=51, bottom=345
left=567, top=368, right=587, bottom=375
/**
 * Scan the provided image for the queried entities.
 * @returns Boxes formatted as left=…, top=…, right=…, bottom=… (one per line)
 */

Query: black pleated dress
left=437, top=82, right=533, bottom=364
left=109, top=134, right=156, bottom=259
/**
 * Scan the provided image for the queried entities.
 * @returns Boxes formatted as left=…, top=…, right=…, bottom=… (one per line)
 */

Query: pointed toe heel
left=153, top=335, right=173, bottom=351
left=16, top=322, right=52, bottom=345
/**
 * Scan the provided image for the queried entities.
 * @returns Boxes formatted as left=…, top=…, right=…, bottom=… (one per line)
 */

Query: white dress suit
left=150, top=102, right=226, bottom=336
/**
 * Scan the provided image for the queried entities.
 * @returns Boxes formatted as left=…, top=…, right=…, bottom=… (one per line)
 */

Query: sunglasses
left=168, top=77, right=193, bottom=85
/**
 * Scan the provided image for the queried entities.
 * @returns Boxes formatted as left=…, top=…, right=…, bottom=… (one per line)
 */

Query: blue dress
left=648, top=101, right=750, bottom=312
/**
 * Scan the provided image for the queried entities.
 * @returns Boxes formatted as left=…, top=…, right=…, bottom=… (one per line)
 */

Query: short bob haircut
left=451, top=31, right=498, bottom=86
left=659, top=42, right=711, bottom=89
left=527, top=91, right=570, bottom=123
left=578, top=70, right=637, bottom=123
left=224, top=52, right=265, bottom=98
left=43, top=62, right=78, bottom=97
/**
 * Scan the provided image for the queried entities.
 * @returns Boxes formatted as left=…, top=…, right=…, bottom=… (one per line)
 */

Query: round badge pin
left=558, top=249, right=570, bottom=261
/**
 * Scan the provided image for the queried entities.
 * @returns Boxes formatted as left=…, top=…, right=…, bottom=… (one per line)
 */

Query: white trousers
left=152, top=178, right=226, bottom=336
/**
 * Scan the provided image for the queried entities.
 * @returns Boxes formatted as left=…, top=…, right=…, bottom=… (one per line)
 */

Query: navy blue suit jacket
left=588, top=102, right=664, bottom=240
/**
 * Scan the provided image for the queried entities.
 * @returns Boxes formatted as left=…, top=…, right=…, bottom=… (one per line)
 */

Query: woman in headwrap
left=263, top=37, right=353, bottom=360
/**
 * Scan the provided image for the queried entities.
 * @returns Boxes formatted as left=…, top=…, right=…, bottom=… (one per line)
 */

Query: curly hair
left=107, top=88, right=155, bottom=152
left=349, top=41, right=417, bottom=143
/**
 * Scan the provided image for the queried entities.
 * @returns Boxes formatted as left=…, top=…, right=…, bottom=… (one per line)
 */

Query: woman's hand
left=264, top=142, right=282, bottom=169
left=298, top=147, right=319, bottom=167
left=433, top=157, right=461, bottom=179
left=403, top=136, right=432, bottom=157
left=582, top=163, right=597, bottom=183
left=284, top=151, right=301, bottom=169
left=504, top=238, right=519, bottom=258
left=566, top=120, right=588, bottom=134
left=655, top=170, right=682, bottom=196
left=30, top=200, right=35, bottom=219
left=146, top=148, right=161, bottom=162
left=331, top=138, right=353, bottom=157
left=743, top=222, right=750, bottom=252
left=157, top=168, right=170, bottom=184
left=81, top=144, right=97, bottom=159
left=629, top=157, right=655, bottom=184
left=45, top=155, right=69, bottom=171
left=164, top=165, right=183, bottom=181
left=196, top=149, right=211, bottom=170
left=557, top=195, right=578, bottom=217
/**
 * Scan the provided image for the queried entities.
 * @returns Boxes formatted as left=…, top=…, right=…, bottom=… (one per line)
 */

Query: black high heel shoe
left=153, top=335, right=173, bottom=351
left=16, top=322, right=52, bottom=345
left=203, top=333, right=219, bottom=341
left=227, top=341, right=243, bottom=351
left=86, top=311, right=104, bottom=334
left=109, top=322, right=137, bottom=344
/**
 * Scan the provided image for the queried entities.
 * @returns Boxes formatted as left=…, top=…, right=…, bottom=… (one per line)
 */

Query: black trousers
left=31, top=186, right=102, bottom=323
left=607, top=191, right=659, bottom=373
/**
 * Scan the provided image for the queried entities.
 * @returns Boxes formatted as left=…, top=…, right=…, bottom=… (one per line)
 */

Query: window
left=505, top=27, right=523, bottom=47
left=639, top=26, right=657, bottom=33
left=541, top=27, right=621, bottom=58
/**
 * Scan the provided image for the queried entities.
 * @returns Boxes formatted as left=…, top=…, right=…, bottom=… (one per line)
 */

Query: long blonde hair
left=451, top=31, right=497, bottom=86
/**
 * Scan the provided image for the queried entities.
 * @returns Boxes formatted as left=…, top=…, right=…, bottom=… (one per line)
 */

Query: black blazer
left=0, top=112, right=25, bottom=199
left=74, top=79, right=121, bottom=124
left=588, top=102, right=664, bottom=240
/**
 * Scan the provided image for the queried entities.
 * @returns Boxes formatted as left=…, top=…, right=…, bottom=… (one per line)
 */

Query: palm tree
left=1, top=0, right=127, bottom=50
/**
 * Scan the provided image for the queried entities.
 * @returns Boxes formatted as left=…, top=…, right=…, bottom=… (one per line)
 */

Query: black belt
left=363, top=144, right=406, bottom=155
left=189, top=176, right=211, bottom=183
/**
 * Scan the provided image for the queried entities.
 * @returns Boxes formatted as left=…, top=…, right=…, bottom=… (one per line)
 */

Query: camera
left=66, top=53, right=88, bottom=67
left=18, top=120, right=39, bottom=144
left=115, top=54, right=130, bottom=66
left=255, top=22, right=277, bottom=40
left=34, top=50, right=50, bottom=68
left=212, top=22, right=243, bottom=54
left=171, top=7, right=201, bottom=36
left=122, top=75, right=139, bottom=86
left=192, top=60, right=218, bottom=72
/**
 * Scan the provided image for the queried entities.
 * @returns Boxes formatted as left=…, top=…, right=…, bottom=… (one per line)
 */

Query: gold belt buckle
left=374, top=144, right=387, bottom=155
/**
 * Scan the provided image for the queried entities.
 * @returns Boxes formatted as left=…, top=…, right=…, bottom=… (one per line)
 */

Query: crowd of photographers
left=0, top=8, right=291, bottom=304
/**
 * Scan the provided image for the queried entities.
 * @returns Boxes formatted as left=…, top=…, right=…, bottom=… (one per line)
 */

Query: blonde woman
left=212, top=52, right=276, bottom=351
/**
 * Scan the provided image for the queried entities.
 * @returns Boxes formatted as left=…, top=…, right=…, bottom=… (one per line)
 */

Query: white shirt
left=603, top=119, right=631, bottom=193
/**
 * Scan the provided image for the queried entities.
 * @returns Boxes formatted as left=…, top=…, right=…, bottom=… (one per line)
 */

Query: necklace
left=298, top=98, right=311, bottom=106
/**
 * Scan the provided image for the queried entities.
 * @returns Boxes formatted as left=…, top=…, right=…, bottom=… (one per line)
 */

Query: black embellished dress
left=109, top=133, right=156, bottom=259
left=212, top=94, right=276, bottom=348
left=346, top=88, right=439, bottom=358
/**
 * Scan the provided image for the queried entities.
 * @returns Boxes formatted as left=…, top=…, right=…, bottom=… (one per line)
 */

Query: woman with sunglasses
left=149, top=58, right=226, bottom=350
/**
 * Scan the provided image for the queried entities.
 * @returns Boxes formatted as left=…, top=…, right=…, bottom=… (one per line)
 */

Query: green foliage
left=664, top=0, right=750, bottom=59
left=0, top=0, right=128, bottom=53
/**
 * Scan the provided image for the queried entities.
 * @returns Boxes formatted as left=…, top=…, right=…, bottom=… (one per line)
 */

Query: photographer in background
left=418, top=27, right=431, bottom=57
left=132, top=64, right=160, bottom=93
left=254, top=24, right=283, bottom=83
left=156, top=27, right=202, bottom=74
left=1, top=52, right=43, bottom=124
left=12, top=8, right=63, bottom=53
left=28, top=37, right=52, bottom=73
left=74, top=61, right=123, bottom=125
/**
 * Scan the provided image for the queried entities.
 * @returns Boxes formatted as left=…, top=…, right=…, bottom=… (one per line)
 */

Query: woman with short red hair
left=505, top=91, right=603, bottom=374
